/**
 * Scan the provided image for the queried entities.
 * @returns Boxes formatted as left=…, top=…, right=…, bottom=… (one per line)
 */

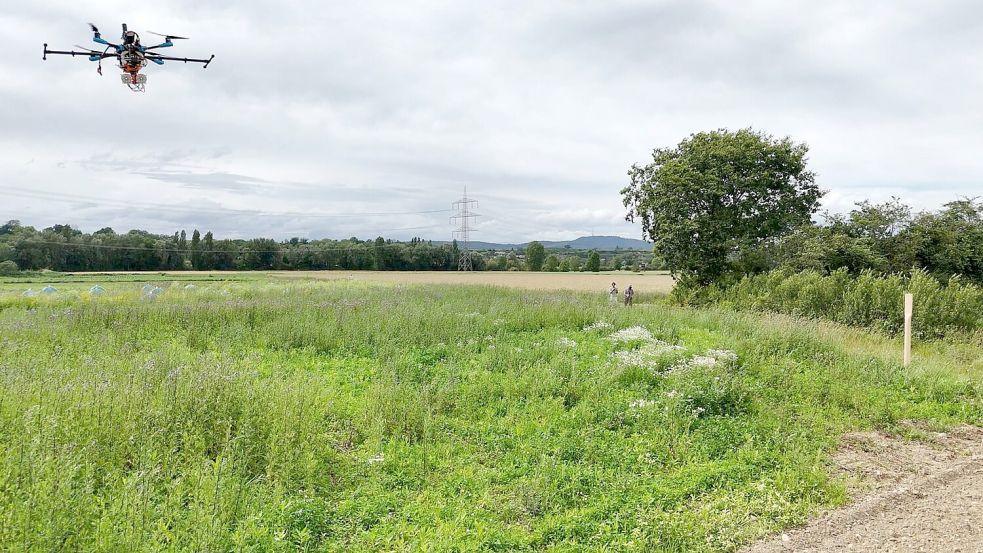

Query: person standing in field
left=624, top=285, right=634, bottom=307
left=609, top=282, right=619, bottom=304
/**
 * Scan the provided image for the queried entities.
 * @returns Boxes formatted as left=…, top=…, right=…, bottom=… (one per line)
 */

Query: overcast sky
left=1, top=0, right=981, bottom=242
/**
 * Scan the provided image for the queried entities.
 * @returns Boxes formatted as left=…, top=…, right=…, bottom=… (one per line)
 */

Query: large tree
left=622, top=128, right=824, bottom=284
left=190, top=229, right=202, bottom=269
left=544, top=254, right=560, bottom=272
left=585, top=250, right=601, bottom=272
left=525, top=241, right=546, bottom=271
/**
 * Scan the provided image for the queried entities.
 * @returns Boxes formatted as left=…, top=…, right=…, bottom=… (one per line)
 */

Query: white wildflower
left=556, top=337, right=577, bottom=348
left=691, top=407, right=706, bottom=417
left=611, top=340, right=684, bottom=371
left=629, top=399, right=657, bottom=409
left=612, top=350, right=645, bottom=366
left=706, top=349, right=738, bottom=362
left=583, top=321, right=613, bottom=331
left=367, top=453, right=385, bottom=464
left=688, top=356, right=718, bottom=368
left=662, top=362, right=688, bottom=375
left=649, top=342, right=685, bottom=354
left=607, top=326, right=653, bottom=342
left=665, top=389, right=680, bottom=399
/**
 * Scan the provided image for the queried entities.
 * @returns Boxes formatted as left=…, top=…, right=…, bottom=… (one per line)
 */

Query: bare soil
left=272, top=270, right=676, bottom=293
left=746, top=424, right=983, bottom=553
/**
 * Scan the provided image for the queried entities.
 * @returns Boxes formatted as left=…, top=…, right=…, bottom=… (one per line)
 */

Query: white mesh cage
left=120, top=74, right=147, bottom=84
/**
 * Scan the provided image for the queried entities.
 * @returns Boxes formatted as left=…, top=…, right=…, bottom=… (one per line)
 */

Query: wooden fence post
left=903, top=292, right=913, bottom=366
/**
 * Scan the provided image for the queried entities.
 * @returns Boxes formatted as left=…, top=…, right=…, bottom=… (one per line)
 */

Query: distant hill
left=437, top=235, right=651, bottom=251
left=539, top=236, right=651, bottom=250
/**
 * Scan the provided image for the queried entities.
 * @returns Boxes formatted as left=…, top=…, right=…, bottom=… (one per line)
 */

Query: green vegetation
left=772, top=198, right=983, bottom=284
left=0, top=221, right=658, bottom=274
left=0, top=221, right=468, bottom=272
left=1, top=278, right=980, bottom=551
left=622, top=130, right=983, bottom=286
left=674, top=268, right=982, bottom=341
left=622, top=128, right=823, bottom=285
left=526, top=241, right=547, bottom=271
left=586, top=250, right=601, bottom=272
left=544, top=254, right=560, bottom=272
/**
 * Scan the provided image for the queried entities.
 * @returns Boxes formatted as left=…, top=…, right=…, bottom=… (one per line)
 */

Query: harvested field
left=49, top=270, right=675, bottom=294
left=273, top=270, right=675, bottom=292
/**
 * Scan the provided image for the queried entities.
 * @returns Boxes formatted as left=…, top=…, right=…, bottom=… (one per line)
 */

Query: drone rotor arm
left=74, top=44, right=107, bottom=54
left=92, top=35, right=119, bottom=49
left=43, top=47, right=116, bottom=60
left=145, top=53, right=214, bottom=68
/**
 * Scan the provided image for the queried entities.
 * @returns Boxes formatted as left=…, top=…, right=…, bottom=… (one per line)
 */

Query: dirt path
left=747, top=425, right=983, bottom=553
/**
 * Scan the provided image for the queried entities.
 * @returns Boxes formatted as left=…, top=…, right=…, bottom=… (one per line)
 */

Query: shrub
left=0, top=260, right=18, bottom=275
left=674, top=268, right=982, bottom=340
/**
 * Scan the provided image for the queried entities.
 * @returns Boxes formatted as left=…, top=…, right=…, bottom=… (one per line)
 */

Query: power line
left=0, top=187, right=453, bottom=219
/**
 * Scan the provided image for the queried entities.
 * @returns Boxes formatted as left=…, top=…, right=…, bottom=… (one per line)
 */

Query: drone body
left=43, top=23, right=214, bottom=92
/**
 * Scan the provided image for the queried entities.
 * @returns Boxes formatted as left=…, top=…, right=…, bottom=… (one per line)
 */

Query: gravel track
left=747, top=425, right=983, bottom=553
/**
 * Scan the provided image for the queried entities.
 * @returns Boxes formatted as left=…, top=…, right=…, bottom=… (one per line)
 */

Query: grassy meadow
left=0, top=275, right=981, bottom=551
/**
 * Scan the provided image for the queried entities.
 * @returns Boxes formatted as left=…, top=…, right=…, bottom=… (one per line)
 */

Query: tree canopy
left=585, top=250, right=601, bottom=272
left=773, top=198, right=983, bottom=282
left=525, top=241, right=546, bottom=271
left=622, top=128, right=824, bottom=284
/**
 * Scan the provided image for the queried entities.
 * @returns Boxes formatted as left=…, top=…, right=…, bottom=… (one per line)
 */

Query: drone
left=43, top=23, right=214, bottom=92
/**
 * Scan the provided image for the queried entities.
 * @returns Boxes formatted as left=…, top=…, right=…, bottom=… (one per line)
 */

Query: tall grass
left=0, top=279, right=980, bottom=551
left=673, top=268, right=983, bottom=341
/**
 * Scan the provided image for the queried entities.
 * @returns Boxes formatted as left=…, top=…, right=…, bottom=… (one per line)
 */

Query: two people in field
left=609, top=282, right=634, bottom=306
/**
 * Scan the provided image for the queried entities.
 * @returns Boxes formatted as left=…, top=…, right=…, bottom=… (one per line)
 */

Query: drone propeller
left=147, top=31, right=189, bottom=41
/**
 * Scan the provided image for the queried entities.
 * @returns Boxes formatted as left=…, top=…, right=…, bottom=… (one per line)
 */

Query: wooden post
left=903, top=292, right=913, bottom=366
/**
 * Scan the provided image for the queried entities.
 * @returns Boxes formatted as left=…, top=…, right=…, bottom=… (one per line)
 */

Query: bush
left=674, top=268, right=982, bottom=340
left=0, top=260, right=18, bottom=275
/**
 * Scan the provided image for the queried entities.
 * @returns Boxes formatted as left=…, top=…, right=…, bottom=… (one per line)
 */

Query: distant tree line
left=485, top=243, right=658, bottom=272
left=0, top=221, right=660, bottom=273
left=0, top=222, right=464, bottom=272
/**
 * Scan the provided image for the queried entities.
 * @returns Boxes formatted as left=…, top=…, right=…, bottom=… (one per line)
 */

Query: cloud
left=1, top=0, right=981, bottom=242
